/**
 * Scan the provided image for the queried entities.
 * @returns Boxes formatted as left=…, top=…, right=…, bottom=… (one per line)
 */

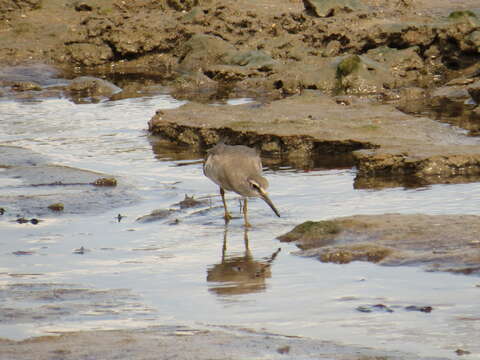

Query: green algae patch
left=336, top=55, right=361, bottom=79
left=448, top=10, right=477, bottom=20
left=447, top=10, right=479, bottom=26
left=280, top=214, right=480, bottom=274
left=277, top=220, right=341, bottom=243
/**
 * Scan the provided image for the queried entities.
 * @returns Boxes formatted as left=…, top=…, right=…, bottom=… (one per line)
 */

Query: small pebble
left=93, top=177, right=117, bottom=186
left=455, top=349, right=471, bottom=356
left=405, top=305, right=433, bottom=313
left=277, top=345, right=290, bottom=354
left=73, top=246, right=88, bottom=254
left=12, top=250, right=34, bottom=256
left=48, top=203, right=64, bottom=211
left=356, top=304, right=394, bottom=313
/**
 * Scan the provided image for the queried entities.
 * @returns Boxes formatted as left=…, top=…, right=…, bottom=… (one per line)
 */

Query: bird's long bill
left=260, top=192, right=281, bottom=218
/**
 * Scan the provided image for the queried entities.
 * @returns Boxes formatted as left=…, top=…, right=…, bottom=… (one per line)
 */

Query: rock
left=92, top=177, right=117, bottom=187
left=405, top=305, right=433, bottom=313
left=167, top=0, right=199, bottom=11
left=67, top=76, right=122, bottom=99
left=227, top=50, right=277, bottom=71
left=277, top=346, right=290, bottom=354
left=302, top=0, right=365, bottom=17
left=323, top=40, right=341, bottom=57
left=354, top=148, right=480, bottom=179
left=448, top=10, right=478, bottom=23
left=268, top=61, right=338, bottom=95
left=356, top=304, right=394, bottom=313
left=0, top=0, right=42, bottom=17
left=431, top=85, right=472, bottom=106
left=278, top=214, right=480, bottom=274
left=179, top=34, right=237, bottom=72
left=278, top=220, right=340, bottom=245
left=175, top=194, right=207, bottom=209
left=467, top=80, right=480, bottom=103
left=171, top=71, right=218, bottom=100
left=72, top=0, right=94, bottom=11
left=182, top=6, right=205, bottom=24
left=66, top=43, right=114, bottom=66
left=366, top=46, right=425, bottom=86
left=455, top=349, right=472, bottom=356
left=180, top=36, right=276, bottom=80
left=335, top=55, right=395, bottom=95
left=149, top=91, right=480, bottom=185
left=136, top=209, right=176, bottom=223
left=10, top=81, right=42, bottom=92
left=204, top=65, right=250, bottom=82
left=396, top=87, right=427, bottom=113
left=459, top=30, right=480, bottom=53
left=48, top=203, right=65, bottom=211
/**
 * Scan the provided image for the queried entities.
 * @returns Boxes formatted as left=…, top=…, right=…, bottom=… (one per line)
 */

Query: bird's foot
left=224, top=212, right=233, bottom=223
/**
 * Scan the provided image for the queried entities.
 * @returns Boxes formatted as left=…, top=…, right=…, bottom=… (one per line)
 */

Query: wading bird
left=203, top=143, right=280, bottom=227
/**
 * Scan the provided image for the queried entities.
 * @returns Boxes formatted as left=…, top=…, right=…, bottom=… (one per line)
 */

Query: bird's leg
left=243, top=198, right=252, bottom=228
left=243, top=226, right=250, bottom=252
left=222, top=226, right=228, bottom=263
left=220, top=187, right=232, bottom=222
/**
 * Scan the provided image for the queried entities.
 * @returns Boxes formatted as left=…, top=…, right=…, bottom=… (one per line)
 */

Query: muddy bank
left=1, top=0, right=479, bottom=94
left=0, top=325, right=451, bottom=360
left=0, top=145, right=138, bottom=218
left=149, top=91, right=480, bottom=186
left=278, top=213, right=480, bottom=274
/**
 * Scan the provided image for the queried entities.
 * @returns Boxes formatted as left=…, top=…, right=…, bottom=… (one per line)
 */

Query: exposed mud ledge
left=278, top=213, right=480, bottom=274
left=149, top=91, right=480, bottom=185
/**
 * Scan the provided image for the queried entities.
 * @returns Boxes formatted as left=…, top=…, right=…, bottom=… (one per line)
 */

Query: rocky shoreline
left=3, top=0, right=479, bottom=185
left=1, top=1, right=480, bottom=358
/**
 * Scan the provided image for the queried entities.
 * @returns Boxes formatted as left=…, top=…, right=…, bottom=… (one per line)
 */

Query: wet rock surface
left=67, top=76, right=122, bottom=102
left=278, top=213, right=480, bottom=274
left=149, top=90, right=480, bottom=186
left=0, top=145, right=138, bottom=217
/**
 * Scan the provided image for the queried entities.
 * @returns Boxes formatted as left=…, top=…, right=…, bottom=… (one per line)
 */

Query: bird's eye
left=250, top=182, right=260, bottom=190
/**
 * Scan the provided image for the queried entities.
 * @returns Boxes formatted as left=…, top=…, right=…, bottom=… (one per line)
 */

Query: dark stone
left=356, top=304, right=394, bottom=313
left=136, top=209, right=176, bottom=223
left=67, top=77, right=121, bottom=100
left=303, top=0, right=365, bottom=17
left=66, top=43, right=114, bottom=66
left=405, top=305, right=433, bottom=313
left=73, top=0, right=93, bottom=11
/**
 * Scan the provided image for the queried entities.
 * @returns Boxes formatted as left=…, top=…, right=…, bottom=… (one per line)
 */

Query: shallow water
left=1, top=92, right=480, bottom=358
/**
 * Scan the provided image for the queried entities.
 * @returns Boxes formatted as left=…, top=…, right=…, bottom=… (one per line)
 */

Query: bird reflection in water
left=207, top=228, right=281, bottom=296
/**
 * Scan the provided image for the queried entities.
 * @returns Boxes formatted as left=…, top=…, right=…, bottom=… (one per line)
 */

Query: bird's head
left=248, top=177, right=280, bottom=218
